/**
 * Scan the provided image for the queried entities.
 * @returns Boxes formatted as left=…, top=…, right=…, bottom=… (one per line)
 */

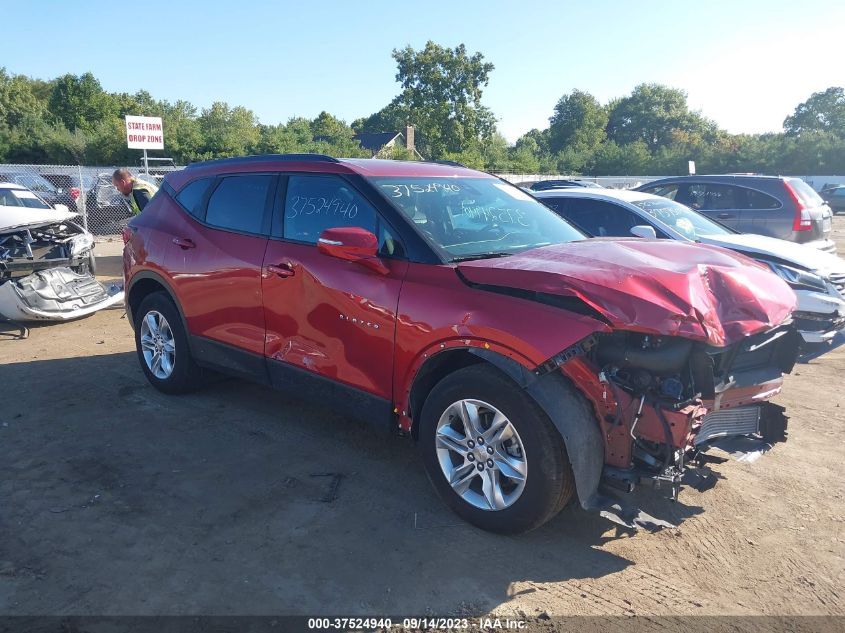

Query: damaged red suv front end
left=456, top=238, right=799, bottom=524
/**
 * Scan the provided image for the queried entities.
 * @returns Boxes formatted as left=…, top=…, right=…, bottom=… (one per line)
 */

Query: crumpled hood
left=457, top=239, right=798, bottom=347
left=0, top=205, right=80, bottom=233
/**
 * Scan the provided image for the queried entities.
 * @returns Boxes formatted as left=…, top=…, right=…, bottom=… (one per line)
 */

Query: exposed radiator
left=695, top=406, right=761, bottom=446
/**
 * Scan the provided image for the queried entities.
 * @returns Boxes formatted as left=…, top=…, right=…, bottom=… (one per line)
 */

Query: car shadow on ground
left=0, top=352, right=705, bottom=616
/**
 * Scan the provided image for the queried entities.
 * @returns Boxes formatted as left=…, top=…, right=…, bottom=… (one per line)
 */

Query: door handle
left=172, top=237, right=196, bottom=249
left=717, top=213, right=733, bottom=219
left=266, top=262, right=295, bottom=278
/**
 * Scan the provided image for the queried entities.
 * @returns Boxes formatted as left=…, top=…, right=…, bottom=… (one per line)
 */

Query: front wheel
left=134, top=292, right=203, bottom=394
left=419, top=364, right=574, bottom=534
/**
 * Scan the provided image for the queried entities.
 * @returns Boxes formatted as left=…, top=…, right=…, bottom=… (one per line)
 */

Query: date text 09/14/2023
left=306, top=617, right=528, bottom=630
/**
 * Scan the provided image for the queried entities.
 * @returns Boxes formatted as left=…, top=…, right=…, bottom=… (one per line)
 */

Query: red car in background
left=123, top=155, right=800, bottom=533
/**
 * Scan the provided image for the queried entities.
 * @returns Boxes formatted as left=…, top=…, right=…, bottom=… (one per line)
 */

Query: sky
left=1, top=0, right=843, bottom=143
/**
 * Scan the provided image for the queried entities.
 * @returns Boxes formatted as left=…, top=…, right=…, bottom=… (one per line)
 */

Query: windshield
left=0, top=187, right=52, bottom=209
left=631, top=197, right=732, bottom=240
left=370, top=176, right=585, bottom=260
left=10, top=173, right=57, bottom=193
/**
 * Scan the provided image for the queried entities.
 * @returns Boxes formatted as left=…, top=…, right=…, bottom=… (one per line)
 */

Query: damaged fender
left=465, top=348, right=604, bottom=511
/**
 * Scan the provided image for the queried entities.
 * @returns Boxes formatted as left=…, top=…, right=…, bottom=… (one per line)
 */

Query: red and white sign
left=125, top=115, right=164, bottom=150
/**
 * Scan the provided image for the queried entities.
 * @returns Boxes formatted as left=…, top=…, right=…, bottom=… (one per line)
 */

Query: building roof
left=353, top=131, right=402, bottom=152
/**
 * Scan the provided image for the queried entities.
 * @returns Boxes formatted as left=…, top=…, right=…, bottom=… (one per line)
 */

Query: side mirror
left=630, top=225, right=657, bottom=239
left=317, top=227, right=388, bottom=274
left=53, top=203, right=70, bottom=213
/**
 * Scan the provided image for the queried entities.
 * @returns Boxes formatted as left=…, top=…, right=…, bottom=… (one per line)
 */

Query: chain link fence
left=3, top=163, right=841, bottom=239
left=0, top=163, right=184, bottom=238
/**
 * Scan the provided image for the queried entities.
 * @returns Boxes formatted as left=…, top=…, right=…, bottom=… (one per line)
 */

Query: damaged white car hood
left=0, top=205, right=81, bottom=232
left=0, top=267, right=124, bottom=322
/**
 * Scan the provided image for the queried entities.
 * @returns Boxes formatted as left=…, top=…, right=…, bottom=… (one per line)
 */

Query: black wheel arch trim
left=463, top=348, right=604, bottom=511
left=126, top=270, right=189, bottom=338
left=466, top=348, right=680, bottom=530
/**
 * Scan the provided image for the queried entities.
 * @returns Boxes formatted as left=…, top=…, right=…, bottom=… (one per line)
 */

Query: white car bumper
left=0, top=267, right=124, bottom=322
left=794, top=287, right=845, bottom=344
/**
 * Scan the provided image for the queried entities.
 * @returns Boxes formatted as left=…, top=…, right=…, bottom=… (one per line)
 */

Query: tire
left=134, top=292, right=203, bottom=394
left=419, top=364, right=575, bottom=534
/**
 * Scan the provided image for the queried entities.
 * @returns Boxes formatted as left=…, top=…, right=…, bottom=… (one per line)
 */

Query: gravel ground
left=0, top=220, right=843, bottom=618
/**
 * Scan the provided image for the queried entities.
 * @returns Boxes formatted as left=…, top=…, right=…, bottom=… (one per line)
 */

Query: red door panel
left=165, top=210, right=268, bottom=355
left=262, top=240, right=407, bottom=399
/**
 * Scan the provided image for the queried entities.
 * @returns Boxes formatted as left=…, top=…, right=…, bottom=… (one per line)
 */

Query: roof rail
left=185, top=153, right=340, bottom=169
left=426, top=159, right=467, bottom=168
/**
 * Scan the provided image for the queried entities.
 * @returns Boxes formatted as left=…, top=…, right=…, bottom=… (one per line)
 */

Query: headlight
left=764, top=261, right=828, bottom=292
left=69, top=233, right=94, bottom=257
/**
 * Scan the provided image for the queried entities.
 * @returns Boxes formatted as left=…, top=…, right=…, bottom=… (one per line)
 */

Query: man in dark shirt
left=112, top=169, right=158, bottom=215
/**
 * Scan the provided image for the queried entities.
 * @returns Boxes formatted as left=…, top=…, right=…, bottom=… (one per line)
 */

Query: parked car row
left=122, top=155, right=842, bottom=535
left=2, top=168, right=163, bottom=235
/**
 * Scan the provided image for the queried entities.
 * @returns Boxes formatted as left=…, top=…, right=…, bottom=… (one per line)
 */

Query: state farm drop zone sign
left=125, top=115, right=165, bottom=150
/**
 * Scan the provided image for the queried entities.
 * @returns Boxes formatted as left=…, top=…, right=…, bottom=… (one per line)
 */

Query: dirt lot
left=1, top=219, right=844, bottom=618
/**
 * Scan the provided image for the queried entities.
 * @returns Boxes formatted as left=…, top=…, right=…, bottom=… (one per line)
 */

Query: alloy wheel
left=434, top=399, right=527, bottom=511
left=139, top=310, right=176, bottom=380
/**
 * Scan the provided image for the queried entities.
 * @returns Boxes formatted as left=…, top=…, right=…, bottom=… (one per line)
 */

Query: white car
left=535, top=188, right=845, bottom=345
left=0, top=182, right=123, bottom=322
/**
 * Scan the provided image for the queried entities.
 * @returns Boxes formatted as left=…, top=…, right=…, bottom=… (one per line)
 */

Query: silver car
left=636, top=175, right=836, bottom=254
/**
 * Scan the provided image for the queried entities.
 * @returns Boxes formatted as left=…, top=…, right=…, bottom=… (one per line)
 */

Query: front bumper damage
left=0, top=267, right=124, bottom=322
left=793, top=287, right=845, bottom=345
left=550, top=324, right=800, bottom=530
left=0, top=216, right=123, bottom=323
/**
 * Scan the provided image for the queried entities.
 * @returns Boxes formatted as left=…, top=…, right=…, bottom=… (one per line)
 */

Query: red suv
left=124, top=155, right=801, bottom=533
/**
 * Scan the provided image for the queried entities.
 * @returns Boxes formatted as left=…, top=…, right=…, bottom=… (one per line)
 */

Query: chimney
left=405, top=125, right=415, bottom=154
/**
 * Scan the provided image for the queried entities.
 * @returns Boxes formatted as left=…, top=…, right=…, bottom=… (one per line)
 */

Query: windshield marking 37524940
left=370, top=176, right=584, bottom=261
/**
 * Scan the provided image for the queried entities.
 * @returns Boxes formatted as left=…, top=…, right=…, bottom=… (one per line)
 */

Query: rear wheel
left=419, top=364, right=574, bottom=534
left=134, top=292, right=203, bottom=394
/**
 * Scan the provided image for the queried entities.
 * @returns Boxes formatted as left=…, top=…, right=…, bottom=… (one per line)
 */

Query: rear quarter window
left=205, top=175, right=273, bottom=235
left=175, top=178, right=214, bottom=219
left=787, top=178, right=824, bottom=207
left=744, top=187, right=781, bottom=210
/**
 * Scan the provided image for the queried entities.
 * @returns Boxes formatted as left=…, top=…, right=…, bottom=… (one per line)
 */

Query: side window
left=205, top=175, right=272, bottom=235
left=175, top=177, right=213, bottom=219
left=744, top=187, right=781, bottom=210
left=688, top=184, right=742, bottom=210
left=541, top=198, right=569, bottom=214
left=378, top=221, right=405, bottom=258
left=562, top=199, right=643, bottom=237
left=642, top=184, right=679, bottom=200
left=283, top=175, right=377, bottom=244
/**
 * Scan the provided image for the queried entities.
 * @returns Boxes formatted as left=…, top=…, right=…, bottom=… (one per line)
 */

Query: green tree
left=0, top=68, right=45, bottom=128
left=390, top=41, right=496, bottom=158
left=197, top=102, right=260, bottom=159
left=589, top=141, right=651, bottom=175
left=158, top=100, right=202, bottom=163
left=509, top=135, right=542, bottom=173
left=351, top=100, right=408, bottom=134
left=606, top=83, right=716, bottom=152
left=784, top=87, right=845, bottom=138
left=309, top=111, right=368, bottom=156
left=548, top=90, right=608, bottom=154
left=48, top=72, right=115, bottom=132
